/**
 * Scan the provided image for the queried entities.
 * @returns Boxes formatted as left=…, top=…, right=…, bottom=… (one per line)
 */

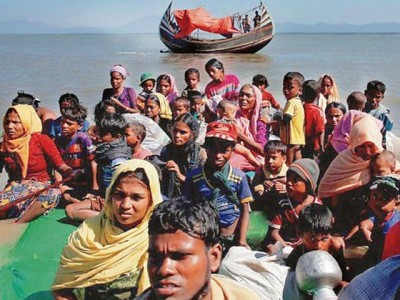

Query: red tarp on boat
left=174, top=7, right=240, bottom=38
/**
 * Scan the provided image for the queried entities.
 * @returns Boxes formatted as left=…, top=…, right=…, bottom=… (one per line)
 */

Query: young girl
left=160, top=113, right=204, bottom=199
left=324, top=102, right=347, bottom=147
left=317, top=74, right=341, bottom=113
left=53, top=160, right=163, bottom=299
left=145, top=93, right=172, bottom=135
left=156, top=74, right=179, bottom=103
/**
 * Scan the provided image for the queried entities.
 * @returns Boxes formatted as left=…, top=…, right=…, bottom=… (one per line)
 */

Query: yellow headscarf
left=52, top=159, right=163, bottom=293
left=151, top=92, right=172, bottom=120
left=1, top=105, right=42, bottom=179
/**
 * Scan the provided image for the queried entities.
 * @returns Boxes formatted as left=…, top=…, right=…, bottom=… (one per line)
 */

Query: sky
left=1, top=0, right=399, bottom=28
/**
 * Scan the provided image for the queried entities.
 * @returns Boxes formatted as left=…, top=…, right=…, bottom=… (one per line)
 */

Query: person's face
left=371, top=157, right=394, bottom=176
left=369, top=189, right=396, bottom=217
left=283, top=79, right=301, bottom=100
left=365, top=89, right=384, bottom=110
left=110, top=71, right=125, bottom=90
left=205, top=141, right=234, bottom=170
left=238, top=86, right=256, bottom=112
left=172, top=121, right=193, bottom=147
left=326, top=107, right=344, bottom=128
left=61, top=117, right=81, bottom=137
left=301, top=232, right=331, bottom=251
left=105, top=105, right=117, bottom=114
left=99, top=131, right=117, bottom=143
left=185, top=74, right=200, bottom=90
left=146, top=99, right=161, bottom=120
left=112, top=176, right=152, bottom=231
left=206, top=66, right=224, bottom=83
left=157, top=79, right=172, bottom=97
left=142, top=80, right=155, bottom=93
left=321, top=77, right=333, bottom=97
left=217, top=106, right=235, bottom=120
left=173, top=103, right=189, bottom=119
left=354, top=141, right=380, bottom=161
left=148, top=230, right=222, bottom=300
left=4, top=110, right=24, bottom=140
left=265, top=150, right=286, bottom=173
left=125, top=126, right=139, bottom=148
left=286, top=171, right=308, bottom=200
left=191, top=99, right=202, bottom=114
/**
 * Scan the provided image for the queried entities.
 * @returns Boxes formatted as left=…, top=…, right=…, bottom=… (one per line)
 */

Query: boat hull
left=159, top=2, right=275, bottom=53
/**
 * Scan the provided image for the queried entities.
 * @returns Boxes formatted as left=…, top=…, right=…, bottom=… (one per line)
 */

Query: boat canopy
left=174, top=7, right=240, bottom=38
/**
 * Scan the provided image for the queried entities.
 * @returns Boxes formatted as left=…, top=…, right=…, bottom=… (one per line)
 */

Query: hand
left=266, top=244, right=278, bottom=254
left=165, top=160, right=180, bottom=173
left=264, top=180, right=274, bottom=190
left=238, top=240, right=251, bottom=250
left=110, top=96, right=122, bottom=107
left=274, top=182, right=286, bottom=193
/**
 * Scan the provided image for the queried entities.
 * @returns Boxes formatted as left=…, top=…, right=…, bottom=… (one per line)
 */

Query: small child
left=65, top=113, right=132, bottom=221
left=172, top=97, right=191, bottom=119
left=187, top=90, right=206, bottom=121
left=302, top=79, right=325, bottom=158
left=48, top=93, right=90, bottom=139
left=217, top=100, right=262, bottom=168
left=182, top=121, right=253, bottom=255
left=135, top=92, right=148, bottom=114
left=362, top=176, right=400, bottom=268
left=156, top=74, right=179, bottom=103
left=346, top=91, right=366, bottom=111
left=54, top=105, right=97, bottom=204
left=365, top=80, right=393, bottom=132
left=139, top=72, right=156, bottom=95
left=265, top=158, right=321, bottom=250
left=181, top=68, right=203, bottom=98
left=346, top=151, right=397, bottom=241
left=251, top=140, right=288, bottom=212
left=252, top=74, right=280, bottom=112
left=125, top=120, right=152, bottom=159
left=285, top=204, right=350, bottom=281
left=280, top=72, right=306, bottom=165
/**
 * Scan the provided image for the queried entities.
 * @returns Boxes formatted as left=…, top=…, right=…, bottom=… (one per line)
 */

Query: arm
left=270, top=228, right=287, bottom=248
left=91, top=160, right=99, bottom=191
left=236, top=126, right=264, bottom=156
left=237, top=202, right=251, bottom=249
left=110, top=97, right=139, bottom=114
left=318, top=132, right=325, bottom=153
left=360, top=219, right=374, bottom=242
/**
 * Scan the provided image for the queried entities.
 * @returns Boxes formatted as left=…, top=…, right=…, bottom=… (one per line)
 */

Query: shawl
left=331, top=110, right=383, bottom=153
left=95, top=137, right=132, bottom=163
left=164, top=74, right=180, bottom=103
left=52, top=159, right=163, bottom=291
left=318, top=73, right=340, bottom=104
left=318, top=115, right=383, bottom=198
left=1, top=105, right=42, bottom=178
left=151, top=92, right=172, bottom=121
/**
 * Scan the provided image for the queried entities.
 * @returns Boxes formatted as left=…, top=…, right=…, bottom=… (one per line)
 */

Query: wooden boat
left=159, top=1, right=275, bottom=53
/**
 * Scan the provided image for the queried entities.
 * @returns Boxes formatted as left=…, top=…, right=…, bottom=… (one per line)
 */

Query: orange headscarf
left=1, top=105, right=42, bottom=178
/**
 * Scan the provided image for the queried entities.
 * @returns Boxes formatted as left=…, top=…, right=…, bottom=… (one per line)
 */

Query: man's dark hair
left=264, top=140, right=287, bottom=156
left=149, top=197, right=220, bottom=247
left=366, top=80, right=386, bottom=94
left=302, top=80, right=321, bottom=103
left=12, top=91, right=40, bottom=109
left=298, top=204, right=333, bottom=235
left=62, top=104, right=87, bottom=125
left=97, top=113, right=127, bottom=138
left=58, top=93, right=79, bottom=106
left=283, top=71, right=305, bottom=87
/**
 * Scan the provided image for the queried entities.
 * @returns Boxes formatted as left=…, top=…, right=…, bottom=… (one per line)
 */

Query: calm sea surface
left=0, top=33, right=399, bottom=134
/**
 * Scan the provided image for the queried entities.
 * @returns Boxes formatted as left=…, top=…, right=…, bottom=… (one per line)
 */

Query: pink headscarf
left=330, top=110, right=383, bottom=153
left=158, top=74, right=179, bottom=103
left=235, top=84, right=262, bottom=139
left=318, top=114, right=384, bottom=198
left=110, top=65, right=130, bottom=79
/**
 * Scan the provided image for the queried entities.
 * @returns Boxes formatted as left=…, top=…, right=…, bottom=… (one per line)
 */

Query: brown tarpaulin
left=174, top=7, right=240, bottom=38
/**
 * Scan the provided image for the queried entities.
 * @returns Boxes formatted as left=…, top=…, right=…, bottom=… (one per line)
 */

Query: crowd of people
left=0, top=59, right=399, bottom=299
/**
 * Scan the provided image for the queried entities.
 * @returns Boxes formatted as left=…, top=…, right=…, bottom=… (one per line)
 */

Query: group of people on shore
left=0, top=59, right=399, bottom=299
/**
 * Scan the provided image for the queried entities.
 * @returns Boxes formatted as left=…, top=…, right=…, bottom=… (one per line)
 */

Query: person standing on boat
left=102, top=64, right=139, bottom=114
left=242, top=14, right=251, bottom=33
left=253, top=10, right=261, bottom=28
left=205, top=58, right=240, bottom=107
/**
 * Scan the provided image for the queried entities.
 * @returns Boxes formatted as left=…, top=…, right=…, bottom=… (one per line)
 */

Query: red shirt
left=304, top=103, right=325, bottom=151
left=0, top=133, right=65, bottom=182
left=261, top=88, right=280, bottom=109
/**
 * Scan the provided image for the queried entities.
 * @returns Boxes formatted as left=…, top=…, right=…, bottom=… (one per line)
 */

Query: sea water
left=0, top=33, right=399, bottom=134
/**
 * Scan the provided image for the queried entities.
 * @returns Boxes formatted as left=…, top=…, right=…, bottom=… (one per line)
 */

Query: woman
left=52, top=159, right=163, bottom=299
left=156, top=74, right=179, bottom=103
left=317, top=74, right=340, bottom=113
left=102, top=64, right=138, bottom=113
left=231, top=84, right=267, bottom=171
left=160, top=113, right=204, bottom=199
left=204, top=58, right=240, bottom=102
left=145, top=93, right=172, bottom=135
left=0, top=105, right=72, bottom=223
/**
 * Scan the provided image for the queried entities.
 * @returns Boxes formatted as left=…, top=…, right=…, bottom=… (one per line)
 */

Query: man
left=135, top=197, right=260, bottom=300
